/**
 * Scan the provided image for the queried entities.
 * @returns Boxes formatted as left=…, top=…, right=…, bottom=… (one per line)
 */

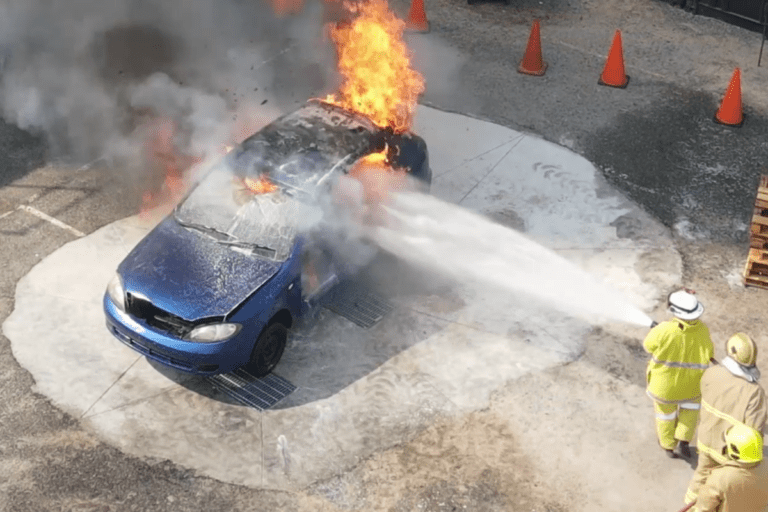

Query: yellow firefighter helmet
left=726, top=333, right=758, bottom=367
left=724, top=424, right=763, bottom=463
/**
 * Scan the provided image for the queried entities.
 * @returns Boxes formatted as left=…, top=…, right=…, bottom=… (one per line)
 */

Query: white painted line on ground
left=1, top=157, right=106, bottom=225
left=25, top=191, right=43, bottom=204
left=18, top=205, right=86, bottom=238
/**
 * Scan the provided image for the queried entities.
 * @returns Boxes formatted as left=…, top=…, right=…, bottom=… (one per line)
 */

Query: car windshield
left=174, top=102, right=378, bottom=262
left=226, top=145, right=342, bottom=196
left=174, top=162, right=310, bottom=262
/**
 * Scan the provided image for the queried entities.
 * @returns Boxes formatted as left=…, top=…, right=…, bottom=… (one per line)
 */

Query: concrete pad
left=2, top=105, right=681, bottom=490
left=428, top=139, right=526, bottom=205
left=412, top=108, right=523, bottom=181
left=87, top=386, right=265, bottom=487
left=400, top=323, right=571, bottom=411
left=261, top=364, right=457, bottom=489
left=15, top=232, right=127, bottom=306
left=83, top=356, right=192, bottom=417
left=275, top=307, right=452, bottom=408
left=7, top=291, right=140, bottom=415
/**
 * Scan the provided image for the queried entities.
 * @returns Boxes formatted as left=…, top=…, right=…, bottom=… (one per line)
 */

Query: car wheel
left=246, top=322, right=288, bottom=377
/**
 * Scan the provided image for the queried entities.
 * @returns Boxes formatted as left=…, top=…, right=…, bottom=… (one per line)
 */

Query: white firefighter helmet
left=667, top=289, right=704, bottom=321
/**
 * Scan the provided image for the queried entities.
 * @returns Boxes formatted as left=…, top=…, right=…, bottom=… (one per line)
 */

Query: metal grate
left=206, top=368, right=296, bottom=410
left=323, top=281, right=394, bottom=328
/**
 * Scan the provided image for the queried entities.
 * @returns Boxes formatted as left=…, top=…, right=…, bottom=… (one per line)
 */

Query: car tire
left=246, top=322, right=288, bottom=377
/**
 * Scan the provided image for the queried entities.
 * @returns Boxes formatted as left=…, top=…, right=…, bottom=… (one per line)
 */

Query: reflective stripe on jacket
left=643, top=319, right=713, bottom=403
left=694, top=461, right=768, bottom=512
left=696, top=364, right=768, bottom=464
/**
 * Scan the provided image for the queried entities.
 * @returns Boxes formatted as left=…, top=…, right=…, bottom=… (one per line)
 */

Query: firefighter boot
left=674, top=441, right=692, bottom=460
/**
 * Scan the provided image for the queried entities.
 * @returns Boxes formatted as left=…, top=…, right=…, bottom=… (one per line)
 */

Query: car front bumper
left=103, top=293, right=251, bottom=375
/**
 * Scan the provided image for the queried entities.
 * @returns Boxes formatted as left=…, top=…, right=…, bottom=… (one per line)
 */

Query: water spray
left=368, top=190, right=655, bottom=328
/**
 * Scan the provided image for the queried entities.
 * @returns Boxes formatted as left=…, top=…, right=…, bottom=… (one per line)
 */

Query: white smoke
left=127, top=73, right=230, bottom=156
left=406, top=34, right=478, bottom=112
left=0, top=0, right=336, bottom=169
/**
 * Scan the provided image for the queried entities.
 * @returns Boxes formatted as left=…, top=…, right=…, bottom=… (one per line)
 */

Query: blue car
left=104, top=100, right=431, bottom=377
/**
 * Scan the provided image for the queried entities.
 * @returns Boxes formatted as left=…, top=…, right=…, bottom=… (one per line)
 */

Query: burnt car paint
left=104, top=100, right=431, bottom=376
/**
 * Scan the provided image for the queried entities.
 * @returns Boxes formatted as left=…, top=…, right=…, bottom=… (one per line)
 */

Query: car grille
left=110, top=326, right=195, bottom=370
left=125, top=293, right=194, bottom=338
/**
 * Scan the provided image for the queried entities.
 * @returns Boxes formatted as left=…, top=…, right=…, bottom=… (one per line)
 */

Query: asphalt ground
left=2, top=0, right=768, bottom=510
left=393, top=0, right=768, bottom=244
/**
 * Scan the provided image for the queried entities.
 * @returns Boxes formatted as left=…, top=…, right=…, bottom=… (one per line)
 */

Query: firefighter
left=689, top=424, right=768, bottom=512
left=684, top=332, right=767, bottom=506
left=643, top=289, right=714, bottom=459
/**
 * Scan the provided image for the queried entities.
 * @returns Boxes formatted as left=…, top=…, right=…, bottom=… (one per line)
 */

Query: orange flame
left=323, top=0, right=425, bottom=133
left=140, top=118, right=203, bottom=219
left=360, top=147, right=389, bottom=167
left=243, top=175, right=278, bottom=195
left=348, top=146, right=407, bottom=209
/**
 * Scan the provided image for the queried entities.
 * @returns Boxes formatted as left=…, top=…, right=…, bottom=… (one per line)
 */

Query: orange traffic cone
left=599, top=30, right=629, bottom=88
left=714, top=68, right=744, bottom=127
left=518, top=20, right=547, bottom=76
left=406, top=0, right=430, bottom=33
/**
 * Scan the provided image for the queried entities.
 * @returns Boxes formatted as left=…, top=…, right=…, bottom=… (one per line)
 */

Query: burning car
left=103, top=99, right=431, bottom=377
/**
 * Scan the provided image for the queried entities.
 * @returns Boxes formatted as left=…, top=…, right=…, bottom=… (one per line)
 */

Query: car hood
left=118, top=217, right=282, bottom=322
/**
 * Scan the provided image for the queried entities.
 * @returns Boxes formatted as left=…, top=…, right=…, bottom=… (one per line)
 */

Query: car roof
left=236, top=100, right=380, bottom=175
left=230, top=101, right=428, bottom=197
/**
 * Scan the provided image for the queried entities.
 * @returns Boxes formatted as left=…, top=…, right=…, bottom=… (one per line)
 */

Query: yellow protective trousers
left=654, top=400, right=700, bottom=450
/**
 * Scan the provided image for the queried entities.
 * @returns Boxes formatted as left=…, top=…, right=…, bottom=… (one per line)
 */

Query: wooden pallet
left=744, top=175, right=768, bottom=289
left=750, top=214, right=768, bottom=239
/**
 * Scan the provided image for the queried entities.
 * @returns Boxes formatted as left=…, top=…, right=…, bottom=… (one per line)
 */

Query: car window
left=174, top=164, right=302, bottom=262
left=227, top=145, right=347, bottom=199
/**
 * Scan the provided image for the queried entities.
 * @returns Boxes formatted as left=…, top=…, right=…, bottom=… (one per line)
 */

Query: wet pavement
left=2, top=105, right=678, bottom=490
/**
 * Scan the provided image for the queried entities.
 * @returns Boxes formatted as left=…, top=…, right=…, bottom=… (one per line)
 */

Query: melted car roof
left=235, top=101, right=379, bottom=179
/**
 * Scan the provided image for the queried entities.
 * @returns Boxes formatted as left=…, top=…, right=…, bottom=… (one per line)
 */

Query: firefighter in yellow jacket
left=684, top=332, right=767, bottom=505
left=690, top=424, right=768, bottom=512
left=643, top=289, right=714, bottom=459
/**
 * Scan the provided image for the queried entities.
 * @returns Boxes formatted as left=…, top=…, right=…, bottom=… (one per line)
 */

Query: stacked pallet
left=744, top=175, right=768, bottom=289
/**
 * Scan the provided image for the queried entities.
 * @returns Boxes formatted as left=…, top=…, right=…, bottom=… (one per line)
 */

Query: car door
left=300, top=241, right=339, bottom=307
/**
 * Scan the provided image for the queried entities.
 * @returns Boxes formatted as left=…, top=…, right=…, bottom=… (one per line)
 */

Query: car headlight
left=187, top=323, right=241, bottom=342
left=107, top=274, right=126, bottom=311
